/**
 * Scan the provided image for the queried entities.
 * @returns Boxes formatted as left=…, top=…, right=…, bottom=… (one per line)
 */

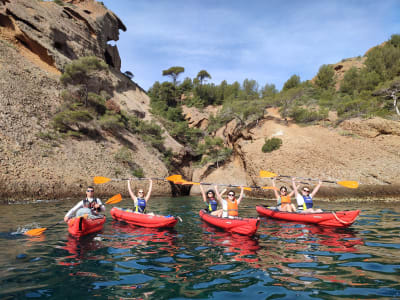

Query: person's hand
left=292, top=177, right=296, bottom=181
left=94, top=203, right=100, bottom=209
left=64, top=216, right=69, bottom=223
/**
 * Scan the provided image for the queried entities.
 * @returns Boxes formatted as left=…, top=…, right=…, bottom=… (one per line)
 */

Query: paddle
left=259, top=170, right=359, bottom=189
left=94, top=175, right=181, bottom=185
left=24, top=194, right=123, bottom=236
left=172, top=178, right=278, bottom=191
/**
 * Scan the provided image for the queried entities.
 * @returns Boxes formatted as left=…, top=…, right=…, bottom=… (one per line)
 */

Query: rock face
left=0, top=0, right=179, bottom=201
left=186, top=107, right=400, bottom=198
left=0, top=0, right=126, bottom=71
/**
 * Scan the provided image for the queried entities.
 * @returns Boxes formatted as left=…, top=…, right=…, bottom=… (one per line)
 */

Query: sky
left=103, top=0, right=400, bottom=92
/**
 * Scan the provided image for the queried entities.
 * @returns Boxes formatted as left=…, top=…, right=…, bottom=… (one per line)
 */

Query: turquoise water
left=0, top=196, right=399, bottom=299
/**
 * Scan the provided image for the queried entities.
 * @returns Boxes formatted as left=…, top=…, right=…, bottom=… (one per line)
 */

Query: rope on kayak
left=177, top=216, right=183, bottom=222
left=332, top=211, right=353, bottom=224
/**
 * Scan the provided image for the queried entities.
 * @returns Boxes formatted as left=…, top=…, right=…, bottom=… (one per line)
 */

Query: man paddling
left=64, top=186, right=105, bottom=222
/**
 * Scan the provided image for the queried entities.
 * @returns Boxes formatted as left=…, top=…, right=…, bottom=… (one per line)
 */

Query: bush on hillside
left=262, top=138, right=282, bottom=153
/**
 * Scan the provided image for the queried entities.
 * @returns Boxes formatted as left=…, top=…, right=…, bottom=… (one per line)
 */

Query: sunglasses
left=303, top=190, right=310, bottom=192
left=87, top=190, right=94, bottom=192
left=228, top=194, right=235, bottom=196
left=138, top=191, right=144, bottom=194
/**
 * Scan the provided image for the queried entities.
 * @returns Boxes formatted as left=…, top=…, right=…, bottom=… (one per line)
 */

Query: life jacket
left=279, top=195, right=291, bottom=204
left=226, top=198, right=238, bottom=217
left=82, top=198, right=99, bottom=212
left=208, top=198, right=218, bottom=212
left=302, top=195, right=313, bottom=209
left=135, top=197, right=146, bottom=213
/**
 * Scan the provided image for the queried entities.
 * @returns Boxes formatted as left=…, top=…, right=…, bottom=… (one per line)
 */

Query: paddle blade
left=262, top=186, right=278, bottom=190
left=181, top=181, right=200, bottom=185
left=243, top=187, right=252, bottom=191
left=25, top=227, right=47, bottom=236
left=338, top=181, right=359, bottom=189
left=94, top=176, right=111, bottom=184
left=259, top=170, right=278, bottom=178
left=166, top=175, right=182, bottom=182
left=105, top=193, right=122, bottom=204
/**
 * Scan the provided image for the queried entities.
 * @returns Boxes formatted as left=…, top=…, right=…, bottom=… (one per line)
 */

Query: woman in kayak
left=199, top=184, right=225, bottom=217
left=271, top=178, right=296, bottom=212
left=292, top=177, right=323, bottom=213
left=215, top=185, right=244, bottom=218
left=128, top=178, right=153, bottom=213
left=64, top=186, right=105, bottom=222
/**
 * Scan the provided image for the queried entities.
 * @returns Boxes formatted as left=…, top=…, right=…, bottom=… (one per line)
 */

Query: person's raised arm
left=237, top=186, right=245, bottom=205
left=311, top=180, right=322, bottom=198
left=292, top=177, right=299, bottom=197
left=272, top=178, right=279, bottom=200
left=214, top=185, right=223, bottom=204
left=128, top=179, right=137, bottom=203
left=145, top=179, right=153, bottom=202
left=199, top=184, right=207, bottom=203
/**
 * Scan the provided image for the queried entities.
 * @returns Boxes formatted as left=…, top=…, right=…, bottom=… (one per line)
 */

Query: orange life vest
left=280, top=195, right=291, bottom=204
left=226, top=198, right=238, bottom=216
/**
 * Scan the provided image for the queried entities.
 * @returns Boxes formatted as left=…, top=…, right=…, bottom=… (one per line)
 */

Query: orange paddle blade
left=166, top=175, right=182, bottom=182
left=181, top=181, right=200, bottom=185
left=94, top=176, right=111, bottom=184
left=259, top=170, right=278, bottom=178
left=262, top=186, right=278, bottom=190
left=338, top=181, right=359, bottom=189
left=243, top=187, right=252, bottom=191
left=25, top=227, right=47, bottom=236
left=105, top=193, right=122, bottom=204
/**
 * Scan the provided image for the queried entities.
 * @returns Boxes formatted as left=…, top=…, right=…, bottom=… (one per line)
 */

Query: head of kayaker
left=63, top=186, right=105, bottom=222
left=199, top=184, right=224, bottom=217
left=271, top=178, right=296, bottom=212
left=215, top=185, right=244, bottom=219
left=128, top=178, right=153, bottom=213
left=292, top=177, right=323, bottom=213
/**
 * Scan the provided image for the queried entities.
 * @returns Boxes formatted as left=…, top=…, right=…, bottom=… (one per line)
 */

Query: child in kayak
left=271, top=178, right=296, bottom=212
left=64, top=186, right=105, bottom=222
left=199, top=184, right=225, bottom=217
left=128, top=178, right=153, bottom=213
left=215, top=185, right=244, bottom=218
left=292, top=177, right=323, bottom=213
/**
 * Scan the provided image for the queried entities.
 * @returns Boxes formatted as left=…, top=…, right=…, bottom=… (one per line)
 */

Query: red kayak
left=110, top=207, right=179, bottom=228
left=256, top=205, right=360, bottom=228
left=199, top=209, right=260, bottom=236
left=68, top=215, right=106, bottom=237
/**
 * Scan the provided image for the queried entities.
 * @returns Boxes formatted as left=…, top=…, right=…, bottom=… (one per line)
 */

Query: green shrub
left=98, top=113, right=124, bottom=131
left=289, top=107, right=328, bottom=123
left=262, top=138, right=282, bottom=153
left=52, top=110, right=93, bottom=132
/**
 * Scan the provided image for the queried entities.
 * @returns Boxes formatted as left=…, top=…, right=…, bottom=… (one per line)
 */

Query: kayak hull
left=199, top=209, right=260, bottom=236
left=68, top=215, right=106, bottom=237
left=256, top=205, right=360, bottom=227
left=110, top=207, right=178, bottom=228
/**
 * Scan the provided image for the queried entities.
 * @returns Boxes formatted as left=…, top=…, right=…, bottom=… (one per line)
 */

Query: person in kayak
left=215, top=185, right=244, bottom=218
left=128, top=178, right=153, bottom=213
left=271, top=178, right=296, bottom=212
left=292, top=177, right=323, bottom=213
left=64, top=186, right=105, bottom=222
left=199, top=184, right=225, bottom=217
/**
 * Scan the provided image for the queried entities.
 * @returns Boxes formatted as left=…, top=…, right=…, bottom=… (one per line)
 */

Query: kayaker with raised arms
left=215, top=185, right=244, bottom=218
left=64, top=186, right=105, bottom=222
left=199, top=184, right=225, bottom=217
left=271, top=178, right=296, bottom=212
left=292, top=177, right=323, bottom=213
left=128, top=178, right=152, bottom=213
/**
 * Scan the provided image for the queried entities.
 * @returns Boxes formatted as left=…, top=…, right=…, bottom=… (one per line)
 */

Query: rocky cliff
left=0, top=0, right=182, bottom=201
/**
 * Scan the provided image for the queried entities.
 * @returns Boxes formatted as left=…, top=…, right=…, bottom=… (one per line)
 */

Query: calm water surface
left=0, top=196, right=399, bottom=299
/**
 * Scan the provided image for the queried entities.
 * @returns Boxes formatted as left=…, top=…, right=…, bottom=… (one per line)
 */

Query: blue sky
left=103, top=0, right=400, bottom=92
